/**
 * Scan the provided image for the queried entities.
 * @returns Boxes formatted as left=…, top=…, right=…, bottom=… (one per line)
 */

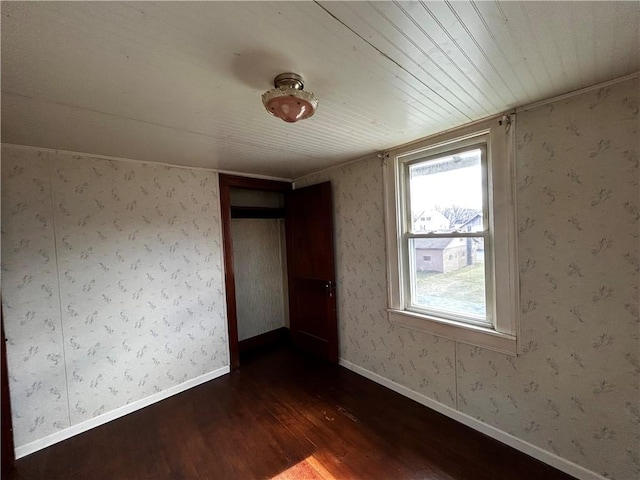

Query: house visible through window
left=407, top=143, right=490, bottom=325
left=384, top=116, right=519, bottom=355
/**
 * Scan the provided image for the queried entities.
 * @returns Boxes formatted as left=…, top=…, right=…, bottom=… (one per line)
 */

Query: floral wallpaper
left=231, top=218, right=286, bottom=341
left=295, top=76, right=638, bottom=479
left=457, top=77, right=639, bottom=479
left=2, top=148, right=69, bottom=448
left=2, top=146, right=229, bottom=448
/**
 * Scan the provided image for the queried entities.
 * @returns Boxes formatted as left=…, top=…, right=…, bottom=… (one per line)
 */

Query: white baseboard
left=338, top=358, right=604, bottom=480
left=14, top=365, right=230, bottom=459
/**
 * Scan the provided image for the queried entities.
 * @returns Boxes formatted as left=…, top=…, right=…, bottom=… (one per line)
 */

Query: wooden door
left=286, top=182, right=338, bottom=364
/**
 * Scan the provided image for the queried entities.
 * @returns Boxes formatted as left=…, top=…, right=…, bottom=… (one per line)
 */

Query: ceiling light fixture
left=262, top=73, right=318, bottom=123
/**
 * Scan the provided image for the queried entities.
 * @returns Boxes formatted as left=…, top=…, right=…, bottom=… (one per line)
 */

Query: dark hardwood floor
left=4, top=345, right=575, bottom=480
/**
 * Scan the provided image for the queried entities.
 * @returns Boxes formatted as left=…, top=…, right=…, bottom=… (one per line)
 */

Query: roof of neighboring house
left=414, top=238, right=456, bottom=250
left=460, top=213, right=483, bottom=227
left=414, top=210, right=449, bottom=223
left=451, top=212, right=483, bottom=230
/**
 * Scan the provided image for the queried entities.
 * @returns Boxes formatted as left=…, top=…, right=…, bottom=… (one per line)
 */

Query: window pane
left=410, top=237, right=487, bottom=320
left=409, top=149, right=484, bottom=234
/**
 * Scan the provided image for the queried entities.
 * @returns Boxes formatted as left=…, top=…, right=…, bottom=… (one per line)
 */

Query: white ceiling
left=2, top=1, right=638, bottom=179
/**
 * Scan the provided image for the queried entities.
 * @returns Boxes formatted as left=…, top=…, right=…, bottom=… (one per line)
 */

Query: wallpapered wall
left=1, top=147, right=229, bottom=450
left=295, top=77, right=639, bottom=480
left=231, top=218, right=286, bottom=341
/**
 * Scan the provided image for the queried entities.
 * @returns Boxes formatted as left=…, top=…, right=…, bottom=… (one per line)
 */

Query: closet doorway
left=219, top=174, right=338, bottom=370
left=219, top=174, right=291, bottom=369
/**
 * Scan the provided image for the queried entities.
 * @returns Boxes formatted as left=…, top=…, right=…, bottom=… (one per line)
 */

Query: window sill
left=388, top=309, right=518, bottom=356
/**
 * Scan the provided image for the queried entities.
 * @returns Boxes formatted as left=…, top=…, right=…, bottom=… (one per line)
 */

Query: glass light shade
left=262, top=87, right=318, bottom=123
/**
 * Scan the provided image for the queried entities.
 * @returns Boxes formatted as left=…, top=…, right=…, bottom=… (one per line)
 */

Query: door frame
left=218, top=174, right=292, bottom=370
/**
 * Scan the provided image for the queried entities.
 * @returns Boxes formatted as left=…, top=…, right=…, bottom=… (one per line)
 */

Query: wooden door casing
left=218, top=174, right=292, bottom=370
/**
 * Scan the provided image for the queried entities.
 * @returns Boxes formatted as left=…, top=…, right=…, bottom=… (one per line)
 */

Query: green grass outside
left=414, top=264, right=486, bottom=315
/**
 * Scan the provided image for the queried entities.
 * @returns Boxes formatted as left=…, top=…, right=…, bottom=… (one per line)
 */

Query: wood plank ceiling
left=1, top=1, right=638, bottom=178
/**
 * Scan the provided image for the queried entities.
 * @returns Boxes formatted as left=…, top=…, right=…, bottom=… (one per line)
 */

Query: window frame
left=383, top=115, right=520, bottom=355
left=402, top=137, right=491, bottom=328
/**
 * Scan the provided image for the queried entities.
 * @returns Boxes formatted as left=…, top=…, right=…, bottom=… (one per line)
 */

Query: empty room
left=1, top=2, right=638, bottom=480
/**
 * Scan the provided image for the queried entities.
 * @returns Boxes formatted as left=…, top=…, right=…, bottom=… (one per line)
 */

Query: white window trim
left=383, top=115, right=520, bottom=356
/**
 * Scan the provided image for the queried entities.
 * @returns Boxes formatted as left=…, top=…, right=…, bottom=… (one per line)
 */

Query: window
left=407, top=141, right=488, bottom=324
left=384, top=116, right=519, bottom=355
